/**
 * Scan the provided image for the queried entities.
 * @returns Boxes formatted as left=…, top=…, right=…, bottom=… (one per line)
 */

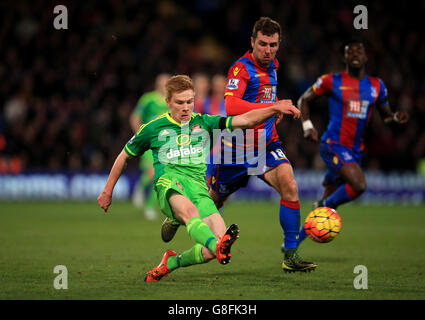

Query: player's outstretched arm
left=225, top=95, right=274, bottom=116
left=97, top=149, right=132, bottom=212
left=231, top=99, right=300, bottom=130
left=298, top=86, right=320, bottom=142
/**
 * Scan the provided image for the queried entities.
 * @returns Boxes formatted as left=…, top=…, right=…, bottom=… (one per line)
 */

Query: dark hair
left=340, top=38, right=366, bottom=55
left=252, top=17, right=282, bottom=42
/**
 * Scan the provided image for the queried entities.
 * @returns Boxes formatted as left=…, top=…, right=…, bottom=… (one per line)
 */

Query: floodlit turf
left=0, top=201, right=424, bottom=300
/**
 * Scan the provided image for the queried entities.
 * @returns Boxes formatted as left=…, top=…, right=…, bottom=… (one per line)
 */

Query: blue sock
left=323, top=184, right=357, bottom=209
left=279, top=200, right=301, bottom=250
left=298, top=225, right=308, bottom=245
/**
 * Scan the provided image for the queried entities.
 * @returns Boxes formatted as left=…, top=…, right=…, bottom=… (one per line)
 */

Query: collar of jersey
left=166, top=112, right=194, bottom=127
left=245, top=50, right=272, bottom=71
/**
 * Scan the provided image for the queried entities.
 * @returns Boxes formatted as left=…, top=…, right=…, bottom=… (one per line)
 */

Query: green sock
left=186, top=216, right=217, bottom=254
left=166, top=244, right=204, bottom=270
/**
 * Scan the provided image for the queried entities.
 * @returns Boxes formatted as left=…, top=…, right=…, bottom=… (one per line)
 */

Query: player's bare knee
left=352, top=180, right=367, bottom=195
left=187, top=205, right=200, bottom=218
left=279, top=178, right=299, bottom=201
left=178, top=205, right=200, bottom=225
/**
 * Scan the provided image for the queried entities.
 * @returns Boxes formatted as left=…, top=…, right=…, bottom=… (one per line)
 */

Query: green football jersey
left=133, top=91, right=169, bottom=123
left=124, top=112, right=233, bottom=184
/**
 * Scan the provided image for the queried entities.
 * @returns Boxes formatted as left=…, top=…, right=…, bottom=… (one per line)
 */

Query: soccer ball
left=304, top=207, right=342, bottom=243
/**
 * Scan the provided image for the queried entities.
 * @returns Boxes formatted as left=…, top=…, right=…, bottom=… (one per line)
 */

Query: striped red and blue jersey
left=224, top=51, right=280, bottom=146
left=197, top=96, right=226, bottom=116
left=313, top=71, right=388, bottom=152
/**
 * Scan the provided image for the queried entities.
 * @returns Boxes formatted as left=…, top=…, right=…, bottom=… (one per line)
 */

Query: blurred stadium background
left=1, top=0, right=425, bottom=204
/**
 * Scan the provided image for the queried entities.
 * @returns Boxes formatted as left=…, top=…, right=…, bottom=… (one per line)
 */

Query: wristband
left=393, top=113, right=400, bottom=123
left=302, top=120, right=314, bottom=132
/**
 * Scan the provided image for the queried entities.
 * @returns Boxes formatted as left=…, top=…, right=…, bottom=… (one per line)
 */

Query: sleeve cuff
left=226, top=116, right=233, bottom=131
left=124, top=145, right=137, bottom=157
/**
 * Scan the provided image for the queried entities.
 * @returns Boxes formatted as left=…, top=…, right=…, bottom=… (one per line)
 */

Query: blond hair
left=165, top=75, right=194, bottom=100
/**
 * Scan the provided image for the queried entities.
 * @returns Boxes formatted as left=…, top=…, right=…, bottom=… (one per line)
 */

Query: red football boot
left=216, top=224, right=240, bottom=265
left=144, top=250, right=177, bottom=282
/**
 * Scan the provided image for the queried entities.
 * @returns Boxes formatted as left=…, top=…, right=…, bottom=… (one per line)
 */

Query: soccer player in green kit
left=97, top=75, right=300, bottom=282
left=130, top=73, right=170, bottom=220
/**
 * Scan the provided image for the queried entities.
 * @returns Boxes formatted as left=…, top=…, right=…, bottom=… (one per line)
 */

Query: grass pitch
left=1, top=201, right=424, bottom=300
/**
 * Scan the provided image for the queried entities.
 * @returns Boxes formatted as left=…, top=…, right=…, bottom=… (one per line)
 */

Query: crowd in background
left=0, top=0, right=424, bottom=174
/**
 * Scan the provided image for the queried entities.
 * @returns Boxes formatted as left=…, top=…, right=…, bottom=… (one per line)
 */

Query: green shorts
left=155, top=172, right=219, bottom=225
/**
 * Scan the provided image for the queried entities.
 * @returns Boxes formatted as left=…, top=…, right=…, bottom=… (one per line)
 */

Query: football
left=304, top=207, right=342, bottom=243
